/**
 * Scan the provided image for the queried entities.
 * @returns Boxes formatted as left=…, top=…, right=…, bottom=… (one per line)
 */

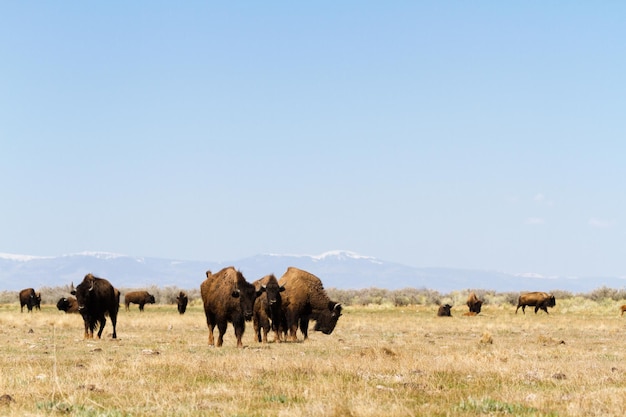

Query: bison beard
left=71, top=274, right=119, bottom=339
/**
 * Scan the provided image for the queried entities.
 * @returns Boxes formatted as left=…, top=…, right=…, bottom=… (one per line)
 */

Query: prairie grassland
left=0, top=299, right=626, bottom=416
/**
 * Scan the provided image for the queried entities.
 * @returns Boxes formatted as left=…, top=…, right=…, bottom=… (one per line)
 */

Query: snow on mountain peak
left=0, top=253, right=51, bottom=262
left=312, top=250, right=374, bottom=261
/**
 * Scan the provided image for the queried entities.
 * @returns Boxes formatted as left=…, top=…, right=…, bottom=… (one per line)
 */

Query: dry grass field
left=1, top=299, right=626, bottom=416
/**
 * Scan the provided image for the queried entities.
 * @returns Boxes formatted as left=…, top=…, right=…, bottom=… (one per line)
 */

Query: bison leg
left=299, top=316, right=310, bottom=340
left=234, top=323, right=245, bottom=349
left=110, top=314, right=117, bottom=339
left=216, top=321, right=228, bottom=348
left=96, top=317, right=107, bottom=339
left=139, top=303, right=144, bottom=311
left=253, top=317, right=262, bottom=343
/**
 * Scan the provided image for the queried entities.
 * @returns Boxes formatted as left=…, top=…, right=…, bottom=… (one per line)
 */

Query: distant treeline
left=1, top=285, right=626, bottom=307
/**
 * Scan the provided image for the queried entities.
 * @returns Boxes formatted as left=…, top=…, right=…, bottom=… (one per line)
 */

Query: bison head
left=261, top=280, right=285, bottom=307
left=57, top=297, right=70, bottom=312
left=236, top=284, right=265, bottom=321
left=313, top=302, right=342, bottom=334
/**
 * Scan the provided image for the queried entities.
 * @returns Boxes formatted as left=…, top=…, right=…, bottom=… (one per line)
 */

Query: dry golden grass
left=1, top=299, right=626, bottom=416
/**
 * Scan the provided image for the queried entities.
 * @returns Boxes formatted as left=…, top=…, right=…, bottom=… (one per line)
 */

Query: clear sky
left=1, top=2, right=625, bottom=277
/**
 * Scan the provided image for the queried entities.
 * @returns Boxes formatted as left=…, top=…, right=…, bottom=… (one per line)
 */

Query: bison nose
left=244, top=311, right=253, bottom=321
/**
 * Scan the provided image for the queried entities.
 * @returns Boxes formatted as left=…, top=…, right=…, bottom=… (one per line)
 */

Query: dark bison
left=19, top=288, right=40, bottom=313
left=176, top=291, right=188, bottom=314
left=278, top=267, right=342, bottom=342
left=71, top=274, right=119, bottom=339
left=437, top=304, right=452, bottom=317
left=56, top=297, right=79, bottom=313
left=466, top=292, right=483, bottom=314
left=200, top=266, right=264, bottom=348
left=516, top=292, right=556, bottom=314
left=124, top=291, right=156, bottom=311
left=252, top=274, right=285, bottom=343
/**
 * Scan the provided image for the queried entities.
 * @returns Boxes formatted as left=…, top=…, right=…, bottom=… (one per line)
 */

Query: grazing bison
left=516, top=292, right=556, bottom=314
left=71, top=274, right=119, bottom=339
left=466, top=292, right=483, bottom=314
left=124, top=291, right=156, bottom=311
left=252, top=274, right=285, bottom=343
left=19, top=288, right=40, bottom=313
left=56, top=297, right=79, bottom=313
left=200, top=266, right=264, bottom=348
left=176, top=291, right=188, bottom=314
left=278, top=267, right=342, bottom=342
left=437, top=304, right=452, bottom=317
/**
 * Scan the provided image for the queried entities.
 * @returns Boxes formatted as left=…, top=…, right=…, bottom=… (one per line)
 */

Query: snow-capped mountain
left=0, top=250, right=624, bottom=293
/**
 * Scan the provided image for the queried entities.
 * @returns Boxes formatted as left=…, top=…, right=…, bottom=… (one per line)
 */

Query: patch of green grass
left=456, top=397, right=547, bottom=415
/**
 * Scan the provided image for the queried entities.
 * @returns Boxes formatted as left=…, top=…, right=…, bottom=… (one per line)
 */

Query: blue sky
left=1, top=2, right=625, bottom=277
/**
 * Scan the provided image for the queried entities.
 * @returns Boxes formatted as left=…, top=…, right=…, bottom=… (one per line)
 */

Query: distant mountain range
left=1, top=250, right=624, bottom=293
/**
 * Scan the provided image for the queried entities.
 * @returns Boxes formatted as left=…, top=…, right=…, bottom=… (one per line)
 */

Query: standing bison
left=278, top=267, right=342, bottom=342
left=56, top=297, right=79, bottom=313
left=19, top=288, right=40, bottom=313
left=516, top=292, right=556, bottom=314
left=176, top=291, right=188, bottom=314
left=252, top=274, right=285, bottom=343
left=466, top=292, right=483, bottom=314
left=71, top=274, right=119, bottom=339
left=200, top=266, right=264, bottom=348
left=124, top=291, right=156, bottom=311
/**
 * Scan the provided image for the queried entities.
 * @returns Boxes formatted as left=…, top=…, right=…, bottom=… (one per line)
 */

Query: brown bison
left=466, top=292, right=483, bottom=314
left=19, top=288, right=40, bottom=313
left=56, top=297, right=79, bottom=313
left=200, top=266, right=264, bottom=348
left=278, top=267, right=342, bottom=342
left=516, top=292, right=556, bottom=314
left=176, top=291, right=188, bottom=314
left=71, top=274, right=119, bottom=339
left=437, top=304, right=452, bottom=317
left=252, top=274, right=285, bottom=343
left=620, top=305, right=626, bottom=316
left=124, top=291, right=156, bottom=311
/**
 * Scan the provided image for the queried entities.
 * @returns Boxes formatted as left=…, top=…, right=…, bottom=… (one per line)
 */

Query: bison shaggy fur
left=19, top=288, right=40, bottom=313
left=176, top=291, right=188, bottom=315
left=437, top=304, right=452, bottom=317
left=466, top=292, right=483, bottom=314
left=278, top=267, right=342, bottom=342
left=57, top=297, right=79, bottom=313
left=252, top=274, right=285, bottom=343
left=124, top=291, right=156, bottom=311
left=516, top=292, right=556, bottom=314
left=71, top=274, right=119, bottom=339
left=200, top=266, right=264, bottom=348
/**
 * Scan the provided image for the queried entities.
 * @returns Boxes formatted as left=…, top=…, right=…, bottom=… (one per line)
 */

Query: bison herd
left=18, top=266, right=343, bottom=348
left=438, top=291, right=556, bottom=317
left=18, top=266, right=569, bottom=347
